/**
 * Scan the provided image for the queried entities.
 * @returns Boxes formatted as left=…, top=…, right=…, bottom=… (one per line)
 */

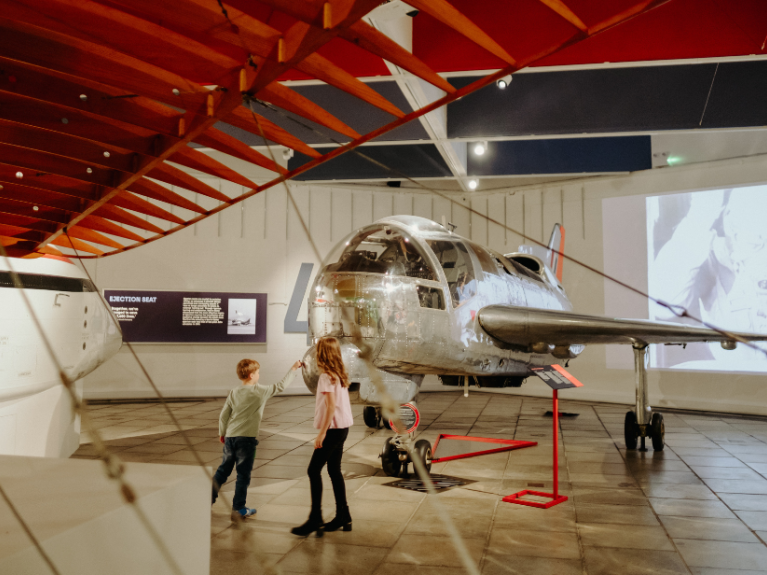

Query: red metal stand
left=503, top=389, right=568, bottom=509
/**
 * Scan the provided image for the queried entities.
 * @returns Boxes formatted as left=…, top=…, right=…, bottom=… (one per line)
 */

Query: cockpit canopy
left=329, top=225, right=437, bottom=281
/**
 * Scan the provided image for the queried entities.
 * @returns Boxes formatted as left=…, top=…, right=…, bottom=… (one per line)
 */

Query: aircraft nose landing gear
left=378, top=403, right=432, bottom=477
left=624, top=344, right=665, bottom=451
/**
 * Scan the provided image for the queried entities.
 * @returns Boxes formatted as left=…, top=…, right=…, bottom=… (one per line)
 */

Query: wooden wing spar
left=0, top=0, right=668, bottom=258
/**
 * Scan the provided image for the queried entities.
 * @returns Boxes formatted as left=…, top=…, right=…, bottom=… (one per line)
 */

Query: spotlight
left=473, top=141, right=487, bottom=156
left=468, top=179, right=478, bottom=190
left=496, top=74, right=512, bottom=89
left=282, top=147, right=294, bottom=161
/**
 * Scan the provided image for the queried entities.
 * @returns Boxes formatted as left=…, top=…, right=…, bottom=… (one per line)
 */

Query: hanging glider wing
left=0, top=0, right=671, bottom=258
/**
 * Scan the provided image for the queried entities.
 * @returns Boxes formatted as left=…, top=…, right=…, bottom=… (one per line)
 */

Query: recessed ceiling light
left=468, top=179, right=478, bottom=190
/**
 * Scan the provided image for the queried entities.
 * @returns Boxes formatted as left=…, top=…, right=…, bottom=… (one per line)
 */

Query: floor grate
left=384, top=474, right=476, bottom=493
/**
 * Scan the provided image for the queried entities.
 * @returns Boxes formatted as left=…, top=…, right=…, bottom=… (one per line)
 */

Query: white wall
left=83, top=153, right=767, bottom=415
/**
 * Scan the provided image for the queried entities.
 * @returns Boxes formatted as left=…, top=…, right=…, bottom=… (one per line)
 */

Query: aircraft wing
left=477, top=305, right=767, bottom=347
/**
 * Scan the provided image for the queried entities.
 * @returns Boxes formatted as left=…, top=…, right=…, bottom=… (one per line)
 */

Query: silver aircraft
left=301, top=215, right=767, bottom=476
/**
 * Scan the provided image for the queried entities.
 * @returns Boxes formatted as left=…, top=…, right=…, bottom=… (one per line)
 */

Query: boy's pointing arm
left=267, top=361, right=303, bottom=398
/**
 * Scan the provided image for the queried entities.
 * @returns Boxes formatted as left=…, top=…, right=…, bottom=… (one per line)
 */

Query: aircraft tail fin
left=546, top=224, right=565, bottom=282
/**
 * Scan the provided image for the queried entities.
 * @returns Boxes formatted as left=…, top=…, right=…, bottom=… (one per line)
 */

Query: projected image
left=227, top=298, right=257, bottom=335
left=647, top=185, right=767, bottom=372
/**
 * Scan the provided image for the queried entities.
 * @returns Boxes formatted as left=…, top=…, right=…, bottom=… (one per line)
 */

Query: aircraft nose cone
left=301, top=346, right=320, bottom=394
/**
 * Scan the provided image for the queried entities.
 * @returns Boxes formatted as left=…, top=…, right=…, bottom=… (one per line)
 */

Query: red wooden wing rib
left=403, top=0, right=515, bottom=64
left=258, top=83, right=362, bottom=139
left=297, top=54, right=404, bottom=118
left=225, top=108, right=322, bottom=159
left=194, top=129, right=287, bottom=175
left=128, top=179, right=207, bottom=215
left=170, top=146, right=259, bottom=190
left=79, top=215, right=146, bottom=242
left=147, top=163, right=231, bottom=203
left=94, top=204, right=165, bottom=235
left=66, top=226, right=125, bottom=251
left=111, top=192, right=186, bottom=226
left=51, top=234, right=103, bottom=256
left=536, top=0, right=588, bottom=32
left=341, top=23, right=456, bottom=94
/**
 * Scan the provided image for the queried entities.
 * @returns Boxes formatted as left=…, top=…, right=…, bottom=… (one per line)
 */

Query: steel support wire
left=0, top=242, right=185, bottom=575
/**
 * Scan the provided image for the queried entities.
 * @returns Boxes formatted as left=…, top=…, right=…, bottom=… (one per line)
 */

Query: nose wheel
left=380, top=437, right=432, bottom=477
left=624, top=410, right=665, bottom=451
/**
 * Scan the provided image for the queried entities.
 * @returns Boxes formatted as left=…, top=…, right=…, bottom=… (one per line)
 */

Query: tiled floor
left=72, top=392, right=767, bottom=574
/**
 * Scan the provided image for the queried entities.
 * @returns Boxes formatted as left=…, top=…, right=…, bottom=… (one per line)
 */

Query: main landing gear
left=624, top=343, right=665, bottom=451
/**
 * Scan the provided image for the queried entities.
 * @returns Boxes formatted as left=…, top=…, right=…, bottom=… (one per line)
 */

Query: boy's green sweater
left=219, top=369, right=297, bottom=438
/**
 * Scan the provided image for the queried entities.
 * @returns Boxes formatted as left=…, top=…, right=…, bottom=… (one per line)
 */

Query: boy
left=212, top=358, right=303, bottom=520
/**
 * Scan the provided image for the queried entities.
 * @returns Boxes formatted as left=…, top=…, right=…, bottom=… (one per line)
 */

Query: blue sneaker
left=232, top=507, right=256, bottom=520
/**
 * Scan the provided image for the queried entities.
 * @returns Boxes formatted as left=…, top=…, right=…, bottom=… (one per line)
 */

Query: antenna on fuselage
left=441, top=215, right=457, bottom=234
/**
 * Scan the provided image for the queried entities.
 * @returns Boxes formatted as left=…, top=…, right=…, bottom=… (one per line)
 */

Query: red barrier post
left=553, top=389, right=559, bottom=499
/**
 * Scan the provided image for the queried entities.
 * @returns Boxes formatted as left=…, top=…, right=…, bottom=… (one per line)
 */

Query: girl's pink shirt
left=313, top=373, right=354, bottom=429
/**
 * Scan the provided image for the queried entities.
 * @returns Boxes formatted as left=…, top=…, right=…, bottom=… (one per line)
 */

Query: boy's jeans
left=211, top=437, right=257, bottom=510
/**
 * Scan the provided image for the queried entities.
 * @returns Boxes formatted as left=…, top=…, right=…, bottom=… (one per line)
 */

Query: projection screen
left=646, top=185, right=767, bottom=372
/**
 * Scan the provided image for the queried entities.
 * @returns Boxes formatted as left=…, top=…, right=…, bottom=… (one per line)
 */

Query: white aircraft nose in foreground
left=301, top=215, right=767, bottom=475
left=0, top=256, right=122, bottom=457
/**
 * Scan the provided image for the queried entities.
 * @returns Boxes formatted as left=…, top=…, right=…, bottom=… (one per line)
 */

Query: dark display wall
left=104, top=290, right=267, bottom=343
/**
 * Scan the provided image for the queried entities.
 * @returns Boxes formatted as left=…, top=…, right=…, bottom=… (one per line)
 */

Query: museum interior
left=1, top=1, right=767, bottom=574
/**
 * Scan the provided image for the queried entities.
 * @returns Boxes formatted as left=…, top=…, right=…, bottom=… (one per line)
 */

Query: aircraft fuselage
left=0, top=257, right=122, bottom=456
left=302, top=215, right=580, bottom=404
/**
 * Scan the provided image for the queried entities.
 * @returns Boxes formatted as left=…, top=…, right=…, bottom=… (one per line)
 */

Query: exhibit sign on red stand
left=503, top=365, right=582, bottom=509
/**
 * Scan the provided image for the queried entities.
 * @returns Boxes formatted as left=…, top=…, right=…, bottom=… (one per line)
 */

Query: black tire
left=624, top=411, right=639, bottom=450
left=363, top=406, right=380, bottom=429
left=382, top=417, right=392, bottom=431
left=381, top=438, right=401, bottom=477
left=650, top=412, right=665, bottom=451
left=413, top=439, right=432, bottom=474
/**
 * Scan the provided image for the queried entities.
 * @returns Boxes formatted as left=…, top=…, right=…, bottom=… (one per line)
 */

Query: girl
left=292, top=337, right=354, bottom=536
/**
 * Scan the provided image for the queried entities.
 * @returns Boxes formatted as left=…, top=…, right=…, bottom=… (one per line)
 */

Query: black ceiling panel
left=288, top=144, right=451, bottom=180
left=233, top=82, right=429, bottom=146
left=700, top=61, right=767, bottom=128
left=448, top=62, right=767, bottom=138
left=468, top=136, right=651, bottom=175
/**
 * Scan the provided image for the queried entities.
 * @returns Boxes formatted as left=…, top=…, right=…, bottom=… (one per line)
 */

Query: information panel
left=529, top=365, right=583, bottom=390
left=104, top=290, right=267, bottom=343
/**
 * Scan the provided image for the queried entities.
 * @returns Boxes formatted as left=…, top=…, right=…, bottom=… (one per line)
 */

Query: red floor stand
left=503, top=389, right=568, bottom=509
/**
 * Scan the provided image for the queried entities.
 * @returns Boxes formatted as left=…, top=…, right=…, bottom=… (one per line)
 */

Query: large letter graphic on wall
left=285, top=263, right=314, bottom=334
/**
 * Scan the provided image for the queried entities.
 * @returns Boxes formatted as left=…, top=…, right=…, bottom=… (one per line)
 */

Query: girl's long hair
left=315, top=337, right=350, bottom=388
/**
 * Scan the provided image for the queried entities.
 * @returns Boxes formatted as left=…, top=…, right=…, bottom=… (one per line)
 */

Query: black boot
left=291, top=510, right=324, bottom=537
left=323, top=506, right=352, bottom=532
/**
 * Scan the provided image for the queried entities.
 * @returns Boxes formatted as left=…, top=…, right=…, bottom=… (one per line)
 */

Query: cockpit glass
left=331, top=226, right=437, bottom=280
left=426, top=240, right=477, bottom=306
left=468, top=242, right=500, bottom=276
